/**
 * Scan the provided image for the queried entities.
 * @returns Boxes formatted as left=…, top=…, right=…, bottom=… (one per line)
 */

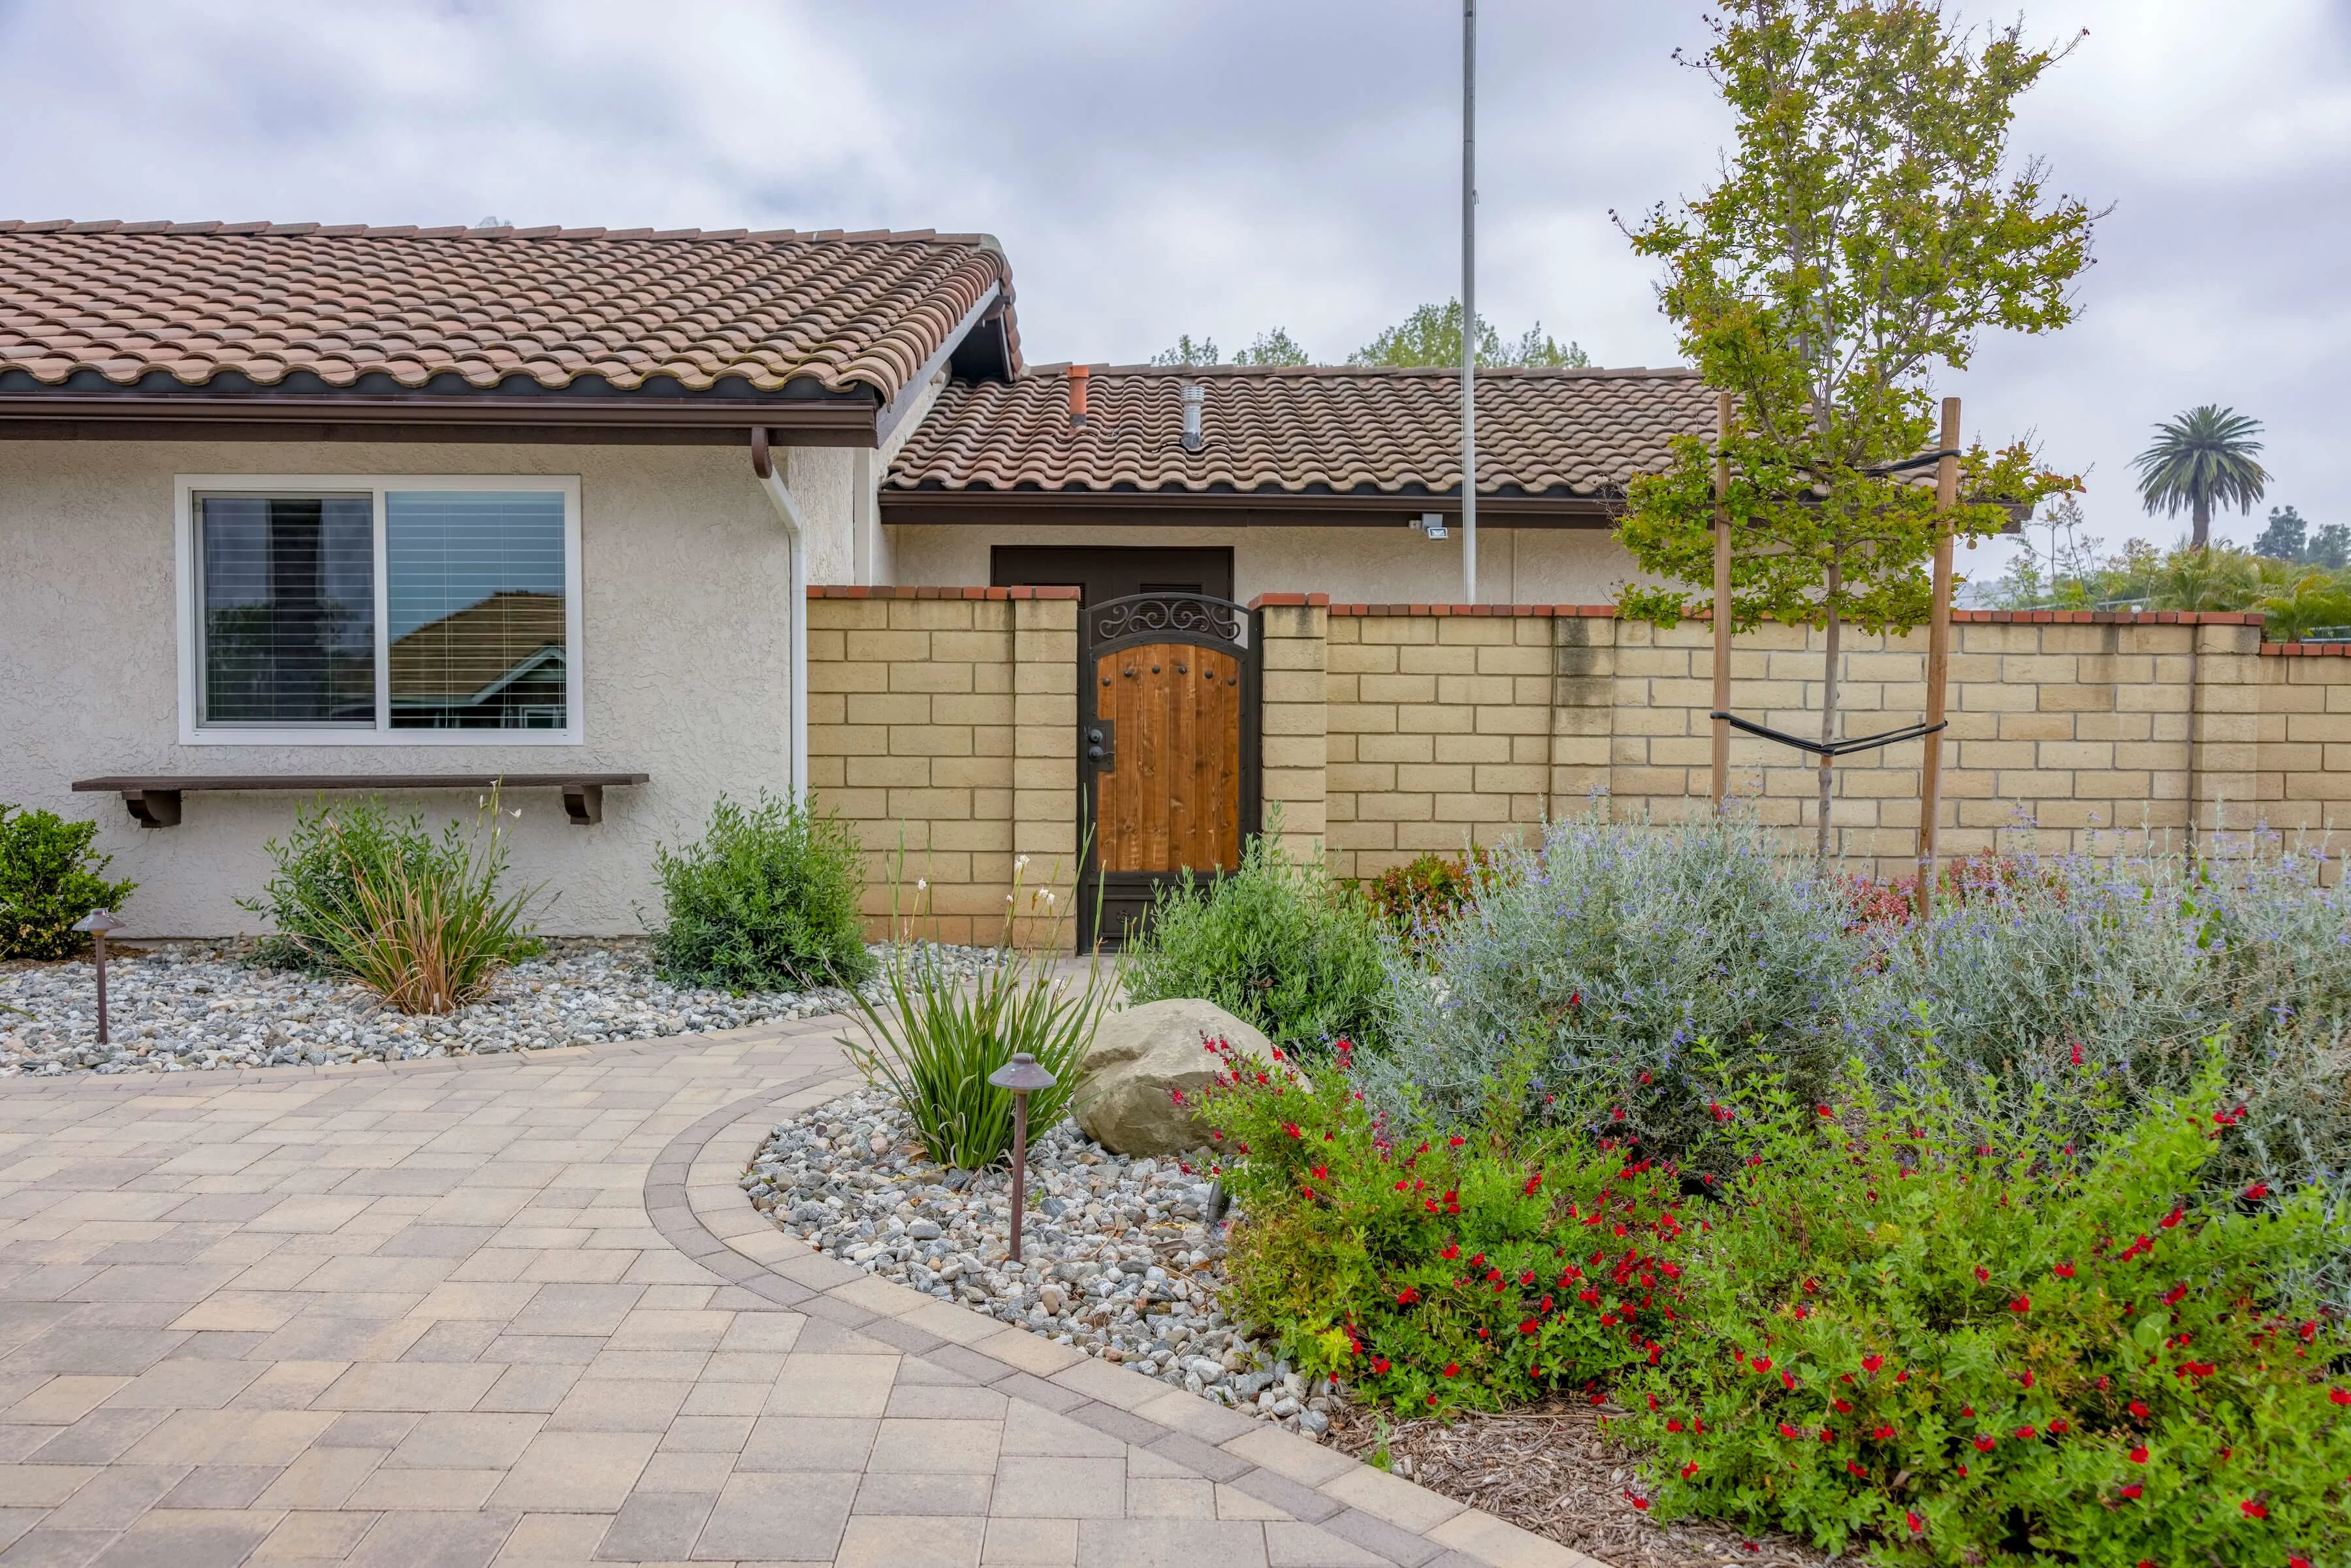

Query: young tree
left=1614, top=0, right=2094, bottom=855
left=2134, top=404, right=2269, bottom=552
left=1351, top=300, right=1590, bottom=368
left=1149, top=334, right=1222, bottom=368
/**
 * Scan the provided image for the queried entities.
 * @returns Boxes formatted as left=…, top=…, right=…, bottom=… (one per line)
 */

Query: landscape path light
left=72, top=910, right=123, bottom=1047
left=987, top=1051, right=1057, bottom=1264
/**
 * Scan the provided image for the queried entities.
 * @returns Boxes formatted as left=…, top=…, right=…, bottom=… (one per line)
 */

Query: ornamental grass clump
left=1620, top=1057, right=2351, bottom=1568
left=1360, top=810, right=1847, bottom=1159
left=1198, top=1040, right=1689, bottom=1415
left=840, top=856, right=1114, bottom=1170
left=251, top=793, right=544, bottom=1014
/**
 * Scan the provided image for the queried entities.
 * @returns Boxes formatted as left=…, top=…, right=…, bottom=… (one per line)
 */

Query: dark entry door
left=991, top=545, right=1234, bottom=607
left=1077, top=594, right=1258, bottom=949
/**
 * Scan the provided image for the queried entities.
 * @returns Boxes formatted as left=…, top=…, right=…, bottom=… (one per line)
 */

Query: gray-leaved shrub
left=1357, top=810, right=1847, bottom=1154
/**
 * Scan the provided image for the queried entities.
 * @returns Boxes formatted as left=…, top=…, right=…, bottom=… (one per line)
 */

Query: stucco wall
left=0, top=438, right=855, bottom=936
left=886, top=520, right=1638, bottom=605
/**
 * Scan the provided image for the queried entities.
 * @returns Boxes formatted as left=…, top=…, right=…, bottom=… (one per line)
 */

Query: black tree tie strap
left=1708, top=712, right=1947, bottom=759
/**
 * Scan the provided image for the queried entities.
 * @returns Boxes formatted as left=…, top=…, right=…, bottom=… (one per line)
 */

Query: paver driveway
left=0, top=1017, right=1593, bottom=1568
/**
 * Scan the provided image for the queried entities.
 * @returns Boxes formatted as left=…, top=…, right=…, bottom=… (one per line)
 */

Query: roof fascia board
left=872, top=281, right=1001, bottom=451
left=880, top=490, right=1620, bottom=528
left=0, top=391, right=881, bottom=439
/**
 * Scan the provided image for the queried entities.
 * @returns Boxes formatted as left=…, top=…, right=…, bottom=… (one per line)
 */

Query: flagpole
left=1461, top=0, right=1478, bottom=603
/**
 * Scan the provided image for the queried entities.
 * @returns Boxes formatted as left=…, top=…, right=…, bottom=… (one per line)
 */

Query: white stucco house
left=0, top=219, right=1703, bottom=936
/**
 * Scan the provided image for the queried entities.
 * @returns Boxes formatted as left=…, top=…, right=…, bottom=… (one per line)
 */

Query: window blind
left=385, top=491, right=568, bottom=730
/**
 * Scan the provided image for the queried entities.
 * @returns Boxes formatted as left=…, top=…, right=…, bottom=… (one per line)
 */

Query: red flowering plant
left=1192, top=1034, right=1689, bottom=1414
left=1620, top=1054, right=2351, bottom=1567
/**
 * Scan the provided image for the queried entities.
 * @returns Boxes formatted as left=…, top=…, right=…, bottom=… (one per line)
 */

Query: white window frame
left=174, top=474, right=584, bottom=746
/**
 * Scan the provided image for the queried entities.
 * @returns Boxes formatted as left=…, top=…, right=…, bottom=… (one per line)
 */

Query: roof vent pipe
left=1181, top=383, right=1204, bottom=453
left=1066, top=364, right=1089, bottom=428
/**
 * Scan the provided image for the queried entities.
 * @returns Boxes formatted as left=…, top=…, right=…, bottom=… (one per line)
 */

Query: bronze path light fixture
left=987, top=1051, right=1057, bottom=1264
left=72, top=910, right=123, bottom=1048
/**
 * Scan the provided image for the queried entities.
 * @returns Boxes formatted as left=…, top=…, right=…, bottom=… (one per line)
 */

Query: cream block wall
left=806, top=588, right=1078, bottom=947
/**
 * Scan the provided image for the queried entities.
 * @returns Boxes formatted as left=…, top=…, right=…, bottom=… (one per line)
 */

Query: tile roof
left=0, top=221, right=1017, bottom=402
left=885, top=363, right=1710, bottom=499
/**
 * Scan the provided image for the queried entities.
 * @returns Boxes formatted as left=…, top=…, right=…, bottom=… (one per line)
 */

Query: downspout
left=751, top=427, right=810, bottom=804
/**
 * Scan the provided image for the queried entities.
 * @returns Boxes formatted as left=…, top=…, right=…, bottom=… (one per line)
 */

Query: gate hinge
left=1085, top=720, right=1116, bottom=771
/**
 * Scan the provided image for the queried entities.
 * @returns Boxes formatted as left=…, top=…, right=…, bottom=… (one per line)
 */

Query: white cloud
left=0, top=0, right=2340, bottom=564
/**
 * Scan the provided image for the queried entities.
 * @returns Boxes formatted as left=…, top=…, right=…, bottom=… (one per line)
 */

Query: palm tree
left=2133, top=405, right=2269, bottom=551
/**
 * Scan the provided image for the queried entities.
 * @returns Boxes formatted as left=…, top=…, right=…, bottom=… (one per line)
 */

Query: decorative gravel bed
left=746, top=1087, right=1340, bottom=1436
left=0, top=939, right=997, bottom=1077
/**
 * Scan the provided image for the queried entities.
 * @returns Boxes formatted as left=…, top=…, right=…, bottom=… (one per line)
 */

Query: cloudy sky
left=4, top=0, right=2343, bottom=574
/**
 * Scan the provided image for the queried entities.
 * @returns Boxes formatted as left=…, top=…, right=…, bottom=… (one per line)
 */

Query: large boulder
left=1072, top=998, right=1306, bottom=1157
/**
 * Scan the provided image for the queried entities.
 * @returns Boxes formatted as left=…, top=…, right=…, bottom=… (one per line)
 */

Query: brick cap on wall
left=807, top=584, right=1081, bottom=600
left=1321, top=601, right=2269, bottom=628
left=1246, top=592, right=1331, bottom=610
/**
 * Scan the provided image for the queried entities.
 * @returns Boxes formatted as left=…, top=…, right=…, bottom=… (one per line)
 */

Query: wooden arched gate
left=1078, top=593, right=1260, bottom=949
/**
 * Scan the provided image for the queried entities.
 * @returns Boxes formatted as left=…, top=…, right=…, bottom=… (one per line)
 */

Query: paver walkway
left=0, top=1017, right=1596, bottom=1568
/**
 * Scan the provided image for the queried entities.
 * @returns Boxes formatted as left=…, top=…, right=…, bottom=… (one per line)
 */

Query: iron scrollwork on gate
left=1085, top=592, right=1250, bottom=653
left=1078, top=592, right=1262, bottom=950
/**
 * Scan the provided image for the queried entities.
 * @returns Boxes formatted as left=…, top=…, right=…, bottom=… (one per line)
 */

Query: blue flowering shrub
left=1355, top=811, right=1849, bottom=1160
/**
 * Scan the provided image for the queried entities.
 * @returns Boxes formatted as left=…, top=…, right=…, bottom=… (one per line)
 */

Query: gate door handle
left=1086, top=721, right=1116, bottom=771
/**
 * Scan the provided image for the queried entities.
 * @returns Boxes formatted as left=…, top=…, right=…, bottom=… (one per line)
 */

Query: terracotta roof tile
left=886, top=363, right=1710, bottom=498
left=0, top=221, right=1019, bottom=400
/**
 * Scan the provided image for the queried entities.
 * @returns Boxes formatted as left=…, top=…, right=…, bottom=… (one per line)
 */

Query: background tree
left=2133, top=404, right=2268, bottom=551
left=1149, top=334, right=1222, bottom=367
left=1614, top=0, right=2094, bottom=855
left=2254, top=503, right=2307, bottom=563
left=1349, top=300, right=1590, bottom=367
left=1231, top=328, right=1312, bottom=366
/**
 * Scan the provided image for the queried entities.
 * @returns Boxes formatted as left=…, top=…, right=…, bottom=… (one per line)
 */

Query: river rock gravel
left=0, top=939, right=996, bottom=1077
left=746, top=1087, right=1338, bottom=1437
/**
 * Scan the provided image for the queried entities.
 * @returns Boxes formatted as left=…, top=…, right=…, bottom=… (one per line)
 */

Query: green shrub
left=242, top=795, right=544, bottom=1009
left=1120, top=825, right=1390, bottom=1053
left=1359, top=810, right=1848, bottom=1157
left=1198, top=1040, right=1684, bottom=1414
left=841, top=864, right=1115, bottom=1169
left=0, top=805, right=138, bottom=961
left=647, top=792, right=872, bottom=993
left=1362, top=848, right=1497, bottom=948
left=1622, top=1059, right=2351, bottom=1568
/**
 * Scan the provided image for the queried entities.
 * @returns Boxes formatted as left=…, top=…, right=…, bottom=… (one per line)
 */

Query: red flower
left=2162, top=1283, right=2188, bottom=1307
left=1780, top=1371, right=1797, bottom=1390
left=2130, top=1400, right=2151, bottom=1420
left=1439, top=1243, right=1460, bottom=1260
left=2243, top=1500, right=2269, bottom=1520
left=1371, top=1356, right=1391, bottom=1374
left=2248, top=1182, right=2271, bottom=1200
left=2128, top=1445, right=2149, bottom=1464
left=2159, top=1206, right=2184, bottom=1230
left=1778, top=1423, right=1804, bottom=1441
left=2050, top=1419, right=2070, bottom=1433
left=1905, top=1512, right=1924, bottom=1535
left=2053, top=1261, right=2076, bottom=1279
left=1972, top=1435, right=1996, bottom=1452
left=1396, top=1287, right=1420, bottom=1305
left=1666, top=1418, right=1684, bottom=1433
left=2070, top=1042, right=2085, bottom=1065
left=1681, top=1461, right=1699, bottom=1479
left=1282, top=1122, right=1302, bottom=1139
left=1846, top=1460, right=1867, bottom=1478
left=2010, top=1295, right=2032, bottom=1315
left=1975, top=1266, right=1991, bottom=1283
left=1871, top=1424, right=1895, bottom=1440
left=2019, top=1370, right=2036, bottom=1388
left=2119, top=1482, right=2143, bottom=1500
left=1861, top=1354, right=1884, bottom=1373
left=1629, top=1495, right=1649, bottom=1512
left=1443, top=1362, right=1460, bottom=1378
left=1751, top=1356, right=1772, bottom=1372
left=2333, top=1388, right=2351, bottom=1407
left=2293, top=1556, right=2314, bottom=1568
left=1519, top=1319, right=1539, bottom=1336
left=2015, top=1425, right=2037, bottom=1441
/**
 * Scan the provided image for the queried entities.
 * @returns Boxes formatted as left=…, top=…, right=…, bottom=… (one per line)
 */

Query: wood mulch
left=1326, top=1398, right=1834, bottom=1568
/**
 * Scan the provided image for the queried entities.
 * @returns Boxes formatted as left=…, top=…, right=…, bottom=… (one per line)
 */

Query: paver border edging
left=641, top=1066, right=1614, bottom=1568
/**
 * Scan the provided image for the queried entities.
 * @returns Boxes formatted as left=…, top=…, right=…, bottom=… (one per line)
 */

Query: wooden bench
left=70, top=774, right=650, bottom=829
